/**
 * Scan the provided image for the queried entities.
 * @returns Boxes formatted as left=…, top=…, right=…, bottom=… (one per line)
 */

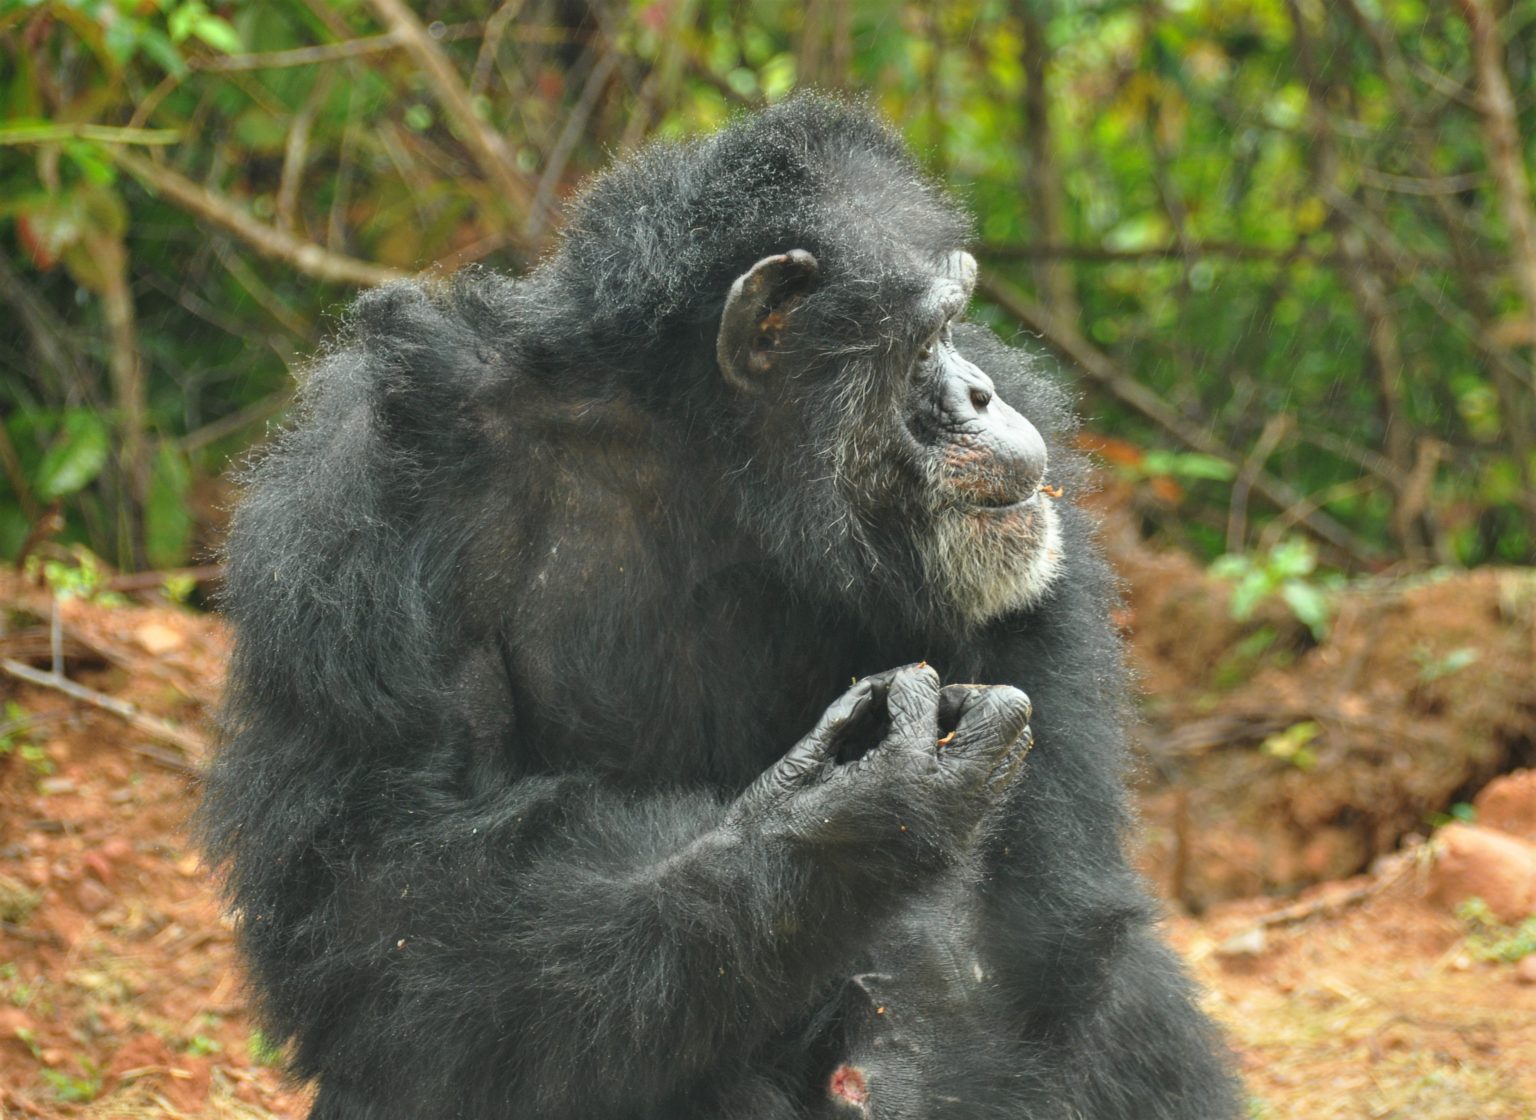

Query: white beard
left=922, top=497, right=1063, bottom=625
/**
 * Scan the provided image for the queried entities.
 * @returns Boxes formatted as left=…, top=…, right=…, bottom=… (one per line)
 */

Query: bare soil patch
left=1, top=550, right=1533, bottom=1118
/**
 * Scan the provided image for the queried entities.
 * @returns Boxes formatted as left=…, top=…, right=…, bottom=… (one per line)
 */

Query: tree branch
left=978, top=239, right=1460, bottom=270
left=1460, top=0, right=1536, bottom=393
left=977, top=273, right=1376, bottom=565
left=110, top=150, right=407, bottom=287
left=0, top=658, right=204, bottom=773
left=362, top=0, right=541, bottom=237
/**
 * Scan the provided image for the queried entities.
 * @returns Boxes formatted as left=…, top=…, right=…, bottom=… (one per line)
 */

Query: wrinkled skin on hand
left=736, top=665, right=1033, bottom=868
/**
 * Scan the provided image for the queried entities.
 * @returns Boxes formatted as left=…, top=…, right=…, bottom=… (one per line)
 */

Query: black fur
left=201, top=94, right=1242, bottom=1119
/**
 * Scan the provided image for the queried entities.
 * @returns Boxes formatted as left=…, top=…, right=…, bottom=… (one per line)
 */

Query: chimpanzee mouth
left=966, top=490, right=1040, bottom=513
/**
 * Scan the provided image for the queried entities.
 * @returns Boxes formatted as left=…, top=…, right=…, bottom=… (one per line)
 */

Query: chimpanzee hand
left=728, top=664, right=1033, bottom=876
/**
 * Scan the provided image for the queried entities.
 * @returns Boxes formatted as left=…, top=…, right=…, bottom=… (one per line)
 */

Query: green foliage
left=23, top=546, right=124, bottom=604
left=31, top=411, right=109, bottom=501
left=1412, top=646, right=1481, bottom=683
left=1, top=0, right=1533, bottom=571
left=162, top=571, right=198, bottom=603
left=0, top=701, right=53, bottom=778
left=1210, top=539, right=1340, bottom=639
left=1258, top=720, right=1319, bottom=771
left=1427, top=801, right=1478, bottom=829
left=39, top=1060, right=102, bottom=1104
left=246, top=1029, right=284, bottom=1067
left=1455, top=898, right=1536, bottom=963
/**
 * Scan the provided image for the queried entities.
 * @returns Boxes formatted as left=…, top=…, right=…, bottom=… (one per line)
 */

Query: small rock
left=1215, top=927, right=1268, bottom=958
left=134, top=621, right=185, bottom=655
left=1428, top=823, right=1536, bottom=924
left=36, top=776, right=75, bottom=796
left=0, top=1005, right=34, bottom=1039
left=1516, top=955, right=1536, bottom=986
left=75, top=878, right=114, bottom=915
left=1473, top=770, right=1536, bottom=843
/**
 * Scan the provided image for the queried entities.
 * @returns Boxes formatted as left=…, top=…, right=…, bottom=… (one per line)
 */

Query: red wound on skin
left=829, top=1063, right=869, bottom=1106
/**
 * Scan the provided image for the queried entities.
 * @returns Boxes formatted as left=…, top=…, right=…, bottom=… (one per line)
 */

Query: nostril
left=969, top=388, right=991, bottom=410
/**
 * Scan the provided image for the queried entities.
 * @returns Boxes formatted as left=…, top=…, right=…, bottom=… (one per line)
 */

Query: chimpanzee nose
left=989, top=399, right=1048, bottom=496
left=946, top=363, right=1049, bottom=499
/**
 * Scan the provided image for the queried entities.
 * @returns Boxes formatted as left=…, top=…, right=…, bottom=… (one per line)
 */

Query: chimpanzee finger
left=937, top=683, right=973, bottom=739
left=948, top=685, right=1032, bottom=762
left=983, top=724, right=1035, bottom=799
left=813, top=677, right=881, bottom=740
left=882, top=664, right=941, bottom=746
left=775, top=679, right=879, bottom=785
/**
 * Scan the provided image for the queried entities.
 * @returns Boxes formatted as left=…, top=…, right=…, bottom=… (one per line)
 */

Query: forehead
left=873, top=248, right=978, bottom=325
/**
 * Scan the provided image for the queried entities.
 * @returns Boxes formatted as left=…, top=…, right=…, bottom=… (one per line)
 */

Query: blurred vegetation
left=2, top=0, right=1534, bottom=577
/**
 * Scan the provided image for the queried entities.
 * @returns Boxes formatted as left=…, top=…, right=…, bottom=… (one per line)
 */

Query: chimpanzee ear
left=716, top=249, right=820, bottom=392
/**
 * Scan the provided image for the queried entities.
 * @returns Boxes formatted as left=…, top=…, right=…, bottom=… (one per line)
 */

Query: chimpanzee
left=201, top=93, right=1242, bottom=1119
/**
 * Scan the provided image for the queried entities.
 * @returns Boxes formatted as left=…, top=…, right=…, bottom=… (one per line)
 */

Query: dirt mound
left=1105, top=517, right=1536, bottom=908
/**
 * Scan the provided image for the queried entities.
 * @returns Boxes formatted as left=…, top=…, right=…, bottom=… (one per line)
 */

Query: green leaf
left=1168, top=453, right=1237, bottom=481
left=1228, top=572, right=1268, bottom=621
left=167, top=1, right=204, bottom=43
left=1279, top=580, right=1330, bottom=638
left=1268, top=537, right=1317, bottom=579
left=189, top=12, right=241, bottom=53
left=64, top=140, right=117, bottom=185
left=1209, top=553, right=1251, bottom=580
left=136, top=27, right=190, bottom=76
left=34, top=411, right=110, bottom=500
left=145, top=440, right=194, bottom=569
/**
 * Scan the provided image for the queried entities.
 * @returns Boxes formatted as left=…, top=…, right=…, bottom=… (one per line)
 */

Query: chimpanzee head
left=714, top=240, right=1062, bottom=630
left=548, top=93, right=1068, bottom=633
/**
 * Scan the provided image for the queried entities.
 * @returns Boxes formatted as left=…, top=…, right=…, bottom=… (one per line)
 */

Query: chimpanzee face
left=717, top=247, right=1062, bottom=628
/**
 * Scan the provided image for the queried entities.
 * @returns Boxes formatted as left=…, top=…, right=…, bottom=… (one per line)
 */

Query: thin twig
left=190, top=24, right=486, bottom=71
left=0, top=122, right=179, bottom=145
left=1226, top=414, right=1293, bottom=554
left=179, top=389, right=292, bottom=454
left=1, top=658, right=206, bottom=771
left=105, top=565, right=227, bottom=593
left=1244, top=850, right=1416, bottom=935
left=526, top=47, right=616, bottom=240
left=1460, top=0, right=1536, bottom=401
left=276, top=72, right=332, bottom=234
left=978, top=240, right=1460, bottom=269
left=0, top=422, right=38, bottom=522
left=471, top=0, right=527, bottom=97
left=363, top=0, right=540, bottom=235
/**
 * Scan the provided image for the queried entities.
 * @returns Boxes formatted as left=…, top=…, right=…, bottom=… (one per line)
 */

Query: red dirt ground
left=1, top=556, right=1533, bottom=1119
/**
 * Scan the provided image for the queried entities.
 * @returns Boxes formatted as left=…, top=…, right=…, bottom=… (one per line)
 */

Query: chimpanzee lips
left=964, top=489, right=1040, bottom=513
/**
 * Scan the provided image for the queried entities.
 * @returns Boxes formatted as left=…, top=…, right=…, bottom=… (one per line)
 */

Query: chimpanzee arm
left=207, top=657, right=1028, bottom=1119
